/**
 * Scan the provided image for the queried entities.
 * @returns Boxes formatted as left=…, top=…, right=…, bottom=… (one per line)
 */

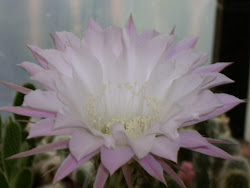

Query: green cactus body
left=221, top=156, right=250, bottom=174
left=0, top=171, right=9, bottom=188
left=0, top=83, right=36, bottom=188
left=2, top=118, right=22, bottom=182
left=13, top=83, right=35, bottom=142
left=221, top=170, right=250, bottom=188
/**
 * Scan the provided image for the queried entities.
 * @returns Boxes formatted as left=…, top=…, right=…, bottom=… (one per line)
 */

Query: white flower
left=1, top=16, right=242, bottom=188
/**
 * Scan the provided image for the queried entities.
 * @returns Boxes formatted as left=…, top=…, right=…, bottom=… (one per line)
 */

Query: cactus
left=206, top=119, right=220, bottom=138
left=13, top=83, right=35, bottom=126
left=192, top=121, right=213, bottom=188
left=0, top=171, right=9, bottom=188
left=214, top=137, right=241, bottom=156
left=216, top=156, right=250, bottom=188
left=193, top=153, right=211, bottom=188
left=0, top=83, right=36, bottom=188
left=13, top=83, right=35, bottom=143
left=104, top=169, right=127, bottom=188
left=163, top=177, right=181, bottom=188
left=2, top=118, right=22, bottom=181
left=74, top=161, right=95, bottom=187
left=221, top=170, right=250, bottom=188
left=14, top=168, right=33, bottom=188
left=210, top=138, right=241, bottom=188
left=222, top=156, right=250, bottom=173
left=0, top=117, right=34, bottom=188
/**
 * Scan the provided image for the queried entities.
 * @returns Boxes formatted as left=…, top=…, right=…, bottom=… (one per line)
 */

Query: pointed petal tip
left=217, top=62, right=234, bottom=66
left=26, top=44, right=38, bottom=51
left=0, top=106, right=56, bottom=118
left=243, top=98, right=248, bottom=102
left=52, top=177, right=58, bottom=185
left=26, top=135, right=33, bottom=139
left=6, top=156, right=14, bottom=160
left=170, top=25, right=176, bottom=35
left=137, top=155, right=166, bottom=184
left=93, top=163, right=109, bottom=188
left=0, top=80, right=32, bottom=94
left=122, top=165, right=133, bottom=188
left=206, top=138, right=238, bottom=145
left=49, top=32, right=56, bottom=44
left=229, top=97, right=245, bottom=105
left=101, top=146, right=134, bottom=176
left=126, top=14, right=136, bottom=35
left=129, top=14, right=133, bottom=22
left=191, top=37, right=199, bottom=46
left=87, top=18, right=103, bottom=32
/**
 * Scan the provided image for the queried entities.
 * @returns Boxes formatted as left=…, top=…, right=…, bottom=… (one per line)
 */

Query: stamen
left=87, top=82, right=162, bottom=137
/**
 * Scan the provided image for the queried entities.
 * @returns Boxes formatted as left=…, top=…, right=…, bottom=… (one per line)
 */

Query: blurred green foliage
left=0, top=83, right=35, bottom=188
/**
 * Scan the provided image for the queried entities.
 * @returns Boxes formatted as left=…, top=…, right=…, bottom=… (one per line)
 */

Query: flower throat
left=87, top=81, right=162, bottom=137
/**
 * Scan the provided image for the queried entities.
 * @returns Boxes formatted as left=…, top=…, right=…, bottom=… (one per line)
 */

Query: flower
left=0, top=16, right=242, bottom=188
left=178, top=161, right=195, bottom=187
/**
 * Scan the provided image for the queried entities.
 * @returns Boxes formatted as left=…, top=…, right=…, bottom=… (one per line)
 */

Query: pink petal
left=191, top=145, right=235, bottom=160
left=69, top=130, right=103, bottom=161
left=140, top=29, right=159, bottom=39
left=126, top=14, right=136, bottom=36
left=162, top=90, right=223, bottom=130
left=192, top=62, right=232, bottom=73
left=170, top=25, right=176, bottom=35
left=136, top=154, right=166, bottom=185
left=136, top=34, right=175, bottom=79
left=84, top=25, right=105, bottom=64
left=179, top=130, right=234, bottom=159
left=189, top=90, right=223, bottom=115
left=180, top=94, right=243, bottom=127
left=53, top=110, right=87, bottom=130
left=23, top=90, right=63, bottom=112
left=8, top=140, right=69, bottom=159
left=28, top=118, right=73, bottom=139
left=166, top=37, right=198, bottom=59
left=0, top=80, right=32, bottom=94
left=122, top=164, right=133, bottom=188
left=150, top=136, right=180, bottom=162
left=49, top=33, right=56, bottom=44
left=64, top=47, right=103, bottom=93
left=27, top=45, right=48, bottom=69
left=36, top=49, right=72, bottom=77
left=31, top=70, right=58, bottom=90
left=93, top=163, right=109, bottom=188
left=158, top=159, right=186, bottom=188
left=206, top=138, right=236, bottom=145
left=110, top=123, right=155, bottom=159
left=110, top=123, right=129, bottom=145
left=101, top=146, right=134, bottom=175
left=199, top=73, right=234, bottom=90
left=102, top=26, right=123, bottom=58
left=53, top=150, right=99, bottom=184
left=179, top=130, right=211, bottom=148
left=18, top=61, right=44, bottom=76
left=87, top=18, right=103, bottom=32
left=0, top=106, right=56, bottom=117
left=129, top=134, right=155, bottom=159
left=54, top=31, right=83, bottom=50
left=161, top=74, right=207, bottom=112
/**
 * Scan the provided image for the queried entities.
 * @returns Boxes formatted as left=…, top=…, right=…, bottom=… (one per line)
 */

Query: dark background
left=214, top=0, right=250, bottom=138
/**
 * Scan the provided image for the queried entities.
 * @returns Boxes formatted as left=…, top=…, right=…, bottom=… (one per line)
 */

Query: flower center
left=87, top=82, right=162, bottom=137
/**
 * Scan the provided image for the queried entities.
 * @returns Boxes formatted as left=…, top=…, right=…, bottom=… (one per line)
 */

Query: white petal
left=54, top=31, right=83, bottom=50
left=69, top=130, right=103, bottom=161
left=151, top=136, right=180, bottom=162
left=23, top=90, right=63, bottom=112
